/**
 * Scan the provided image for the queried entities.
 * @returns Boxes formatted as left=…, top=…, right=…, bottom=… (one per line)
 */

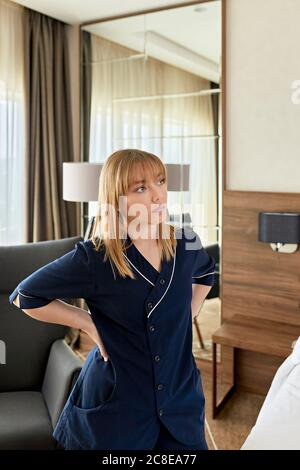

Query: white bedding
left=241, top=336, right=300, bottom=450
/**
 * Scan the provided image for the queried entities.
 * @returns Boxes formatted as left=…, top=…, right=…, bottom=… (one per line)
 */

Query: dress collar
left=122, top=231, right=177, bottom=319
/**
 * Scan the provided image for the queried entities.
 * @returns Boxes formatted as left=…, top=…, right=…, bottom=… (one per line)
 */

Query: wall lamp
left=258, top=212, right=300, bottom=253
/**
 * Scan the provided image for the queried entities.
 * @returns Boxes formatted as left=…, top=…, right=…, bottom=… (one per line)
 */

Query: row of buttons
left=155, top=355, right=163, bottom=415
left=146, top=278, right=166, bottom=311
left=148, top=325, right=158, bottom=359
left=146, top=288, right=165, bottom=420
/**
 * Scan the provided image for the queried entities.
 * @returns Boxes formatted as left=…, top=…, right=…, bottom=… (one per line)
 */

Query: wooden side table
left=212, top=314, right=298, bottom=418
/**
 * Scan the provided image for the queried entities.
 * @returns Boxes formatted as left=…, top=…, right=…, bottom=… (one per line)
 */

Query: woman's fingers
left=85, top=318, right=109, bottom=361
left=100, top=350, right=109, bottom=362
left=97, top=335, right=109, bottom=361
left=99, top=346, right=109, bottom=361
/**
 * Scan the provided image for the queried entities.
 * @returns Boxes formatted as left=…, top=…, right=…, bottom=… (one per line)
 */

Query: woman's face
left=123, top=168, right=168, bottom=236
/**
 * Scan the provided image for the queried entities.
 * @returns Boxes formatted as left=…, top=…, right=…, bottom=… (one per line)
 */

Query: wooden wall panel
left=221, top=190, right=300, bottom=392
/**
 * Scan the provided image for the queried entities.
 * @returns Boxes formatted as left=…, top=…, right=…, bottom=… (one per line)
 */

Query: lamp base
left=84, top=216, right=96, bottom=241
left=270, top=242, right=298, bottom=253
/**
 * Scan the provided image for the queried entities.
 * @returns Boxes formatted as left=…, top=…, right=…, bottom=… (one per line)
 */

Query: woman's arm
left=191, top=284, right=212, bottom=320
left=13, top=294, right=109, bottom=360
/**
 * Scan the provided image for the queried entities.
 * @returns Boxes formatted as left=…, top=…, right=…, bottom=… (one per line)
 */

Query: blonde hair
left=89, top=149, right=177, bottom=280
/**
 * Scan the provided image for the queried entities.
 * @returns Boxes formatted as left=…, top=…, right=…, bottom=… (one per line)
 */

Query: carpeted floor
left=196, top=358, right=265, bottom=450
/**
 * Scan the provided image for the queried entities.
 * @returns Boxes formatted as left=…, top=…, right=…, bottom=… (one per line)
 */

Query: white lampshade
left=62, top=161, right=190, bottom=203
left=165, top=164, right=190, bottom=191
left=63, top=162, right=103, bottom=202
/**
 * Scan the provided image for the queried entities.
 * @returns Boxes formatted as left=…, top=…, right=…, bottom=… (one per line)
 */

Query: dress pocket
left=65, top=396, right=122, bottom=449
left=72, top=347, right=117, bottom=410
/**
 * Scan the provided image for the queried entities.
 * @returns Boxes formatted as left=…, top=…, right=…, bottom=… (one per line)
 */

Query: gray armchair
left=0, top=237, right=84, bottom=449
left=204, top=243, right=220, bottom=299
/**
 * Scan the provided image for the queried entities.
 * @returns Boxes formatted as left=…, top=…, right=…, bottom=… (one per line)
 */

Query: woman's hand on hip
left=82, top=315, right=109, bottom=361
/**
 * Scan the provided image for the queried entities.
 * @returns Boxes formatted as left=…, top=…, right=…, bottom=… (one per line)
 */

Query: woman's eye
left=136, top=186, right=146, bottom=193
left=135, top=179, right=165, bottom=192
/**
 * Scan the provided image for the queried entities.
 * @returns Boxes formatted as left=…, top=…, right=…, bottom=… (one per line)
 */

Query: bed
left=241, top=336, right=300, bottom=450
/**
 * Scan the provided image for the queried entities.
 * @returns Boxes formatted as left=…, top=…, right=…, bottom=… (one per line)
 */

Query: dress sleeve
left=8, top=240, right=96, bottom=310
left=186, top=229, right=216, bottom=286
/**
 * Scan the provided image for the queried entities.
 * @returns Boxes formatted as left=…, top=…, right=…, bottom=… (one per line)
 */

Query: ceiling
left=13, top=0, right=221, bottom=82
left=83, top=2, right=221, bottom=82
left=13, top=0, right=213, bottom=24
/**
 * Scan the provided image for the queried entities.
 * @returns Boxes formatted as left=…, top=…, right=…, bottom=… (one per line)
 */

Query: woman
left=9, top=149, right=216, bottom=450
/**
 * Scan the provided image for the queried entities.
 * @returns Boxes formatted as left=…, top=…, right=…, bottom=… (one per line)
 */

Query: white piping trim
left=108, top=257, right=117, bottom=280
left=147, top=245, right=176, bottom=319
left=123, top=253, right=155, bottom=286
left=192, top=271, right=217, bottom=278
left=205, top=418, right=218, bottom=450
left=18, top=290, right=37, bottom=299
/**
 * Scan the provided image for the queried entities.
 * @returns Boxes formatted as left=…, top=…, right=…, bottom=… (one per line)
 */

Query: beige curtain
left=0, top=0, right=25, bottom=245
left=24, top=9, right=79, bottom=242
left=88, top=35, right=218, bottom=245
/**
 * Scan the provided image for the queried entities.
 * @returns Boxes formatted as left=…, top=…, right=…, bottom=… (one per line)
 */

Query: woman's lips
left=152, top=204, right=166, bottom=213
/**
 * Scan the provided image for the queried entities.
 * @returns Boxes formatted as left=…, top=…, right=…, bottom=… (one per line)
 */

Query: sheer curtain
left=88, top=34, right=218, bottom=245
left=0, top=0, right=25, bottom=245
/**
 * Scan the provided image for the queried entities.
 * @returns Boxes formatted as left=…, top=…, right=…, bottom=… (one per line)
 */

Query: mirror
left=80, top=0, right=222, bottom=361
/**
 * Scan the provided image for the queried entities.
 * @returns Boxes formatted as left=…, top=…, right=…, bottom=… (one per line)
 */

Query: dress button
left=157, top=384, right=164, bottom=391
left=159, top=278, right=166, bottom=285
left=147, top=302, right=153, bottom=309
left=154, top=355, right=160, bottom=362
left=159, top=409, right=164, bottom=416
left=149, top=325, right=155, bottom=332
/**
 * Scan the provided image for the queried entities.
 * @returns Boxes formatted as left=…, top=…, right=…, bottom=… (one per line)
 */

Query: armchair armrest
left=42, top=338, right=83, bottom=428
left=203, top=243, right=220, bottom=299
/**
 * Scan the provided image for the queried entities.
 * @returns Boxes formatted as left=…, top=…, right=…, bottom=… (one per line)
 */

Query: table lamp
left=63, top=162, right=103, bottom=239
left=62, top=162, right=190, bottom=239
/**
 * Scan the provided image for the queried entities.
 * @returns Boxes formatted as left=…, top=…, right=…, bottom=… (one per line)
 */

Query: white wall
left=226, top=0, right=300, bottom=192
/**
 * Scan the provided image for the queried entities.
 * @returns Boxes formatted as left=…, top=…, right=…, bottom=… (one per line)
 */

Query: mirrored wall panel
left=81, top=0, right=222, bottom=361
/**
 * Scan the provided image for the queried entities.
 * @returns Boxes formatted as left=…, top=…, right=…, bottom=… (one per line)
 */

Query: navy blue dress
left=8, top=226, right=216, bottom=450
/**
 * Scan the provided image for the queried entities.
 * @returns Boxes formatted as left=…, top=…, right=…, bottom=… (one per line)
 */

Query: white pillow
left=241, top=336, right=300, bottom=450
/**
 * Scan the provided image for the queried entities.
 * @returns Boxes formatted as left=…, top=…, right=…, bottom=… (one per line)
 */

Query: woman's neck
left=128, top=223, right=160, bottom=243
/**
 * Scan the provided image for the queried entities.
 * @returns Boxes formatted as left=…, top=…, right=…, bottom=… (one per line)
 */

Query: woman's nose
left=152, top=193, right=161, bottom=204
